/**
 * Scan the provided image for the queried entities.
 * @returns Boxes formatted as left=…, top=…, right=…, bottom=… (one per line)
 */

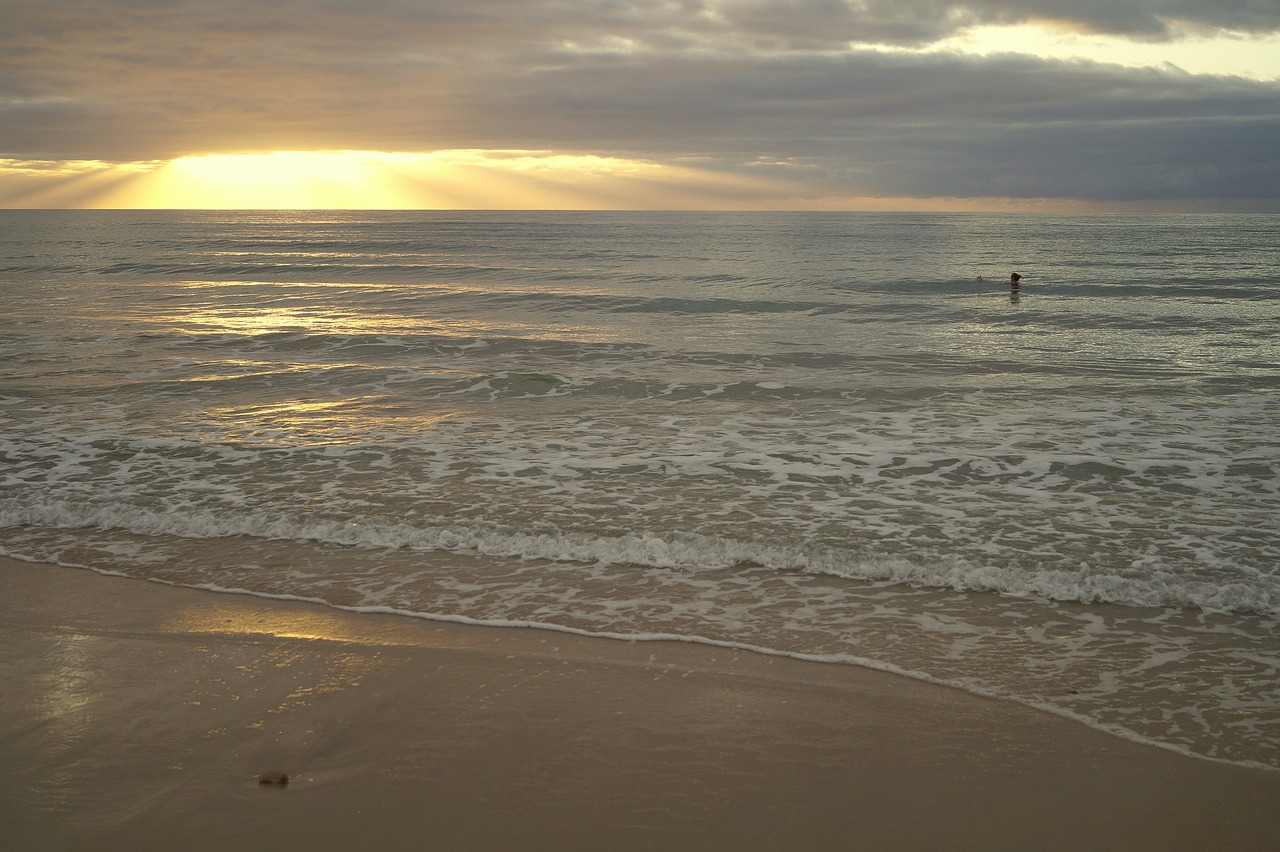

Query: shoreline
left=3, top=556, right=1279, bottom=851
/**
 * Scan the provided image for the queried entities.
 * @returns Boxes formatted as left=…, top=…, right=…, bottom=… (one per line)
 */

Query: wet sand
left=2, top=556, right=1278, bottom=851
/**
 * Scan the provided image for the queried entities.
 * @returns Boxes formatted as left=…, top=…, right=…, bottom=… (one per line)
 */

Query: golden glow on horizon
left=0, top=149, right=819, bottom=210
left=0, top=149, right=1136, bottom=212
left=151, top=151, right=399, bottom=209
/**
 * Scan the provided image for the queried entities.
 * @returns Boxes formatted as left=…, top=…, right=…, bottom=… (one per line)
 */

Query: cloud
left=708, top=1, right=1280, bottom=44
left=434, top=49, right=1280, bottom=203
left=2, top=1, right=1279, bottom=207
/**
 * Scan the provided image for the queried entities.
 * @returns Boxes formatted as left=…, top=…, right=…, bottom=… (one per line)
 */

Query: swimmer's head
left=1010, top=272, right=1021, bottom=284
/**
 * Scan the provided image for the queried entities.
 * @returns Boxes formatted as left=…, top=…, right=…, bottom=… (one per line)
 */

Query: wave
left=4, top=497, right=1277, bottom=616
left=39, top=323, right=1215, bottom=387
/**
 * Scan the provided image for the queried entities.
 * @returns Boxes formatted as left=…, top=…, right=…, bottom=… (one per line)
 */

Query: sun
left=127, top=149, right=677, bottom=209
left=126, top=151, right=413, bottom=209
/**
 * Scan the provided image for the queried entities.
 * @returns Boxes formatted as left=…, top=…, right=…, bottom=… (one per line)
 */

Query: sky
left=2, top=0, right=1279, bottom=211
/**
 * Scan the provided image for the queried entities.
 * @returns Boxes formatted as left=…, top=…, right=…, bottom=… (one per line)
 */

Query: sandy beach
left=2, top=555, right=1278, bottom=851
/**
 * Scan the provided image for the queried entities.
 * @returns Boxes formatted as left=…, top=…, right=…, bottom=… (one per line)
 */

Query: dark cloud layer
left=3, top=1, right=1279, bottom=206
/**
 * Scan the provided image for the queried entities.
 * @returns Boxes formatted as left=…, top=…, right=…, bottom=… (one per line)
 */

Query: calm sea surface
left=2, top=210, right=1278, bottom=768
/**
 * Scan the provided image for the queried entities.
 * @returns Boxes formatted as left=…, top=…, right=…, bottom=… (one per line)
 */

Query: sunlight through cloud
left=2, top=149, right=814, bottom=210
left=912, top=25, right=1280, bottom=80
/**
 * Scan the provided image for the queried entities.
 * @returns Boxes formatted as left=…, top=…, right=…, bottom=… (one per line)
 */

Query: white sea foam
left=4, top=495, right=1277, bottom=616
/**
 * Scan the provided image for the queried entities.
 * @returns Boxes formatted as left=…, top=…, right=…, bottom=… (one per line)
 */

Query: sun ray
left=3, top=148, right=1133, bottom=212
left=0, top=149, right=821, bottom=211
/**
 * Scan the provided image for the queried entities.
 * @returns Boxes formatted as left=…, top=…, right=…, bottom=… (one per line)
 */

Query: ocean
left=2, top=209, right=1278, bottom=770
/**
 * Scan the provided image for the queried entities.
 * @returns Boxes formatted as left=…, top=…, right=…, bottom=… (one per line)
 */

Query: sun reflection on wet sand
left=163, top=604, right=402, bottom=646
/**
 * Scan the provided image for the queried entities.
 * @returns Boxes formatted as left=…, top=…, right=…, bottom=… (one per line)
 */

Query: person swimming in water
left=1009, top=272, right=1021, bottom=286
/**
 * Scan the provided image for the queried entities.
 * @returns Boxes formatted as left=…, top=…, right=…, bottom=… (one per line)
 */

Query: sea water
left=2, top=209, right=1278, bottom=768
